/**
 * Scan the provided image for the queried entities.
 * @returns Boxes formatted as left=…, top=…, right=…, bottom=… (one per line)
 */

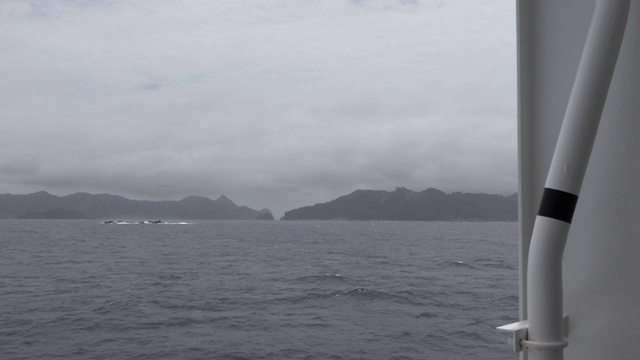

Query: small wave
left=415, top=311, right=438, bottom=319
left=341, top=287, right=371, bottom=297
left=157, top=273, right=183, bottom=281
left=422, top=334, right=451, bottom=351
left=494, top=294, right=519, bottom=308
left=213, top=353, right=255, bottom=360
left=101, top=221, right=192, bottom=225
left=91, top=299, right=135, bottom=315
left=292, top=273, right=346, bottom=283
left=330, top=287, right=422, bottom=305
left=472, top=256, right=516, bottom=270
left=278, top=321, right=333, bottom=329
left=446, top=329, right=490, bottom=343
left=264, top=286, right=422, bottom=306
left=447, top=260, right=476, bottom=269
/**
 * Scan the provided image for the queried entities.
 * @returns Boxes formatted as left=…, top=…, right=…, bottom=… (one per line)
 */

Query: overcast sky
left=1, top=0, right=516, bottom=217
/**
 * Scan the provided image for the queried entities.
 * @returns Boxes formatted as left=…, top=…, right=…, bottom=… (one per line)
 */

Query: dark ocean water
left=0, top=220, right=519, bottom=360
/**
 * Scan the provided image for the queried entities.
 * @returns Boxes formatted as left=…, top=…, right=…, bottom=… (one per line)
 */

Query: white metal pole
left=526, top=1, right=629, bottom=359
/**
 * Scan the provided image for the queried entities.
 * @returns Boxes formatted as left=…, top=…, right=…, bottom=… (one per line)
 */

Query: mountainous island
left=281, top=187, right=517, bottom=221
left=0, top=187, right=517, bottom=222
left=0, top=191, right=274, bottom=220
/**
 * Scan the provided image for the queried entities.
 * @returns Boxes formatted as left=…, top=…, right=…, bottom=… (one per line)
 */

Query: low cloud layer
left=0, top=0, right=516, bottom=217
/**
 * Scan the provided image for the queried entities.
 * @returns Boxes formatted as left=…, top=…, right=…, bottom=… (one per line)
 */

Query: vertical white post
left=525, top=1, right=629, bottom=359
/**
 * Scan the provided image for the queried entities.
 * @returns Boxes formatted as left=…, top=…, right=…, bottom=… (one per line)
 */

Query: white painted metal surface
left=515, top=0, right=640, bottom=359
left=525, top=1, right=629, bottom=359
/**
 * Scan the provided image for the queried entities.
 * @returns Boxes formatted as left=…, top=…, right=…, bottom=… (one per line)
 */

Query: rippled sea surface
left=1, top=220, right=518, bottom=360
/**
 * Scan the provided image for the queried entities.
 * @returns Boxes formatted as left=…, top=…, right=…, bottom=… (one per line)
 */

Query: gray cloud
left=0, top=0, right=516, bottom=217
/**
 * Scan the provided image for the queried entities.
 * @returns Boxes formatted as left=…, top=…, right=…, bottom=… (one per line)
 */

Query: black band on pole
left=537, top=188, right=579, bottom=224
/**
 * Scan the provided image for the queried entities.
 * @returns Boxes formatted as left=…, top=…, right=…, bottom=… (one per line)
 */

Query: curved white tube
left=526, top=1, right=630, bottom=359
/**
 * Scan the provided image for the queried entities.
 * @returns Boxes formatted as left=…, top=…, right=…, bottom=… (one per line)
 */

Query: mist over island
left=0, top=192, right=274, bottom=221
left=1, top=187, right=516, bottom=222
left=282, top=187, right=517, bottom=221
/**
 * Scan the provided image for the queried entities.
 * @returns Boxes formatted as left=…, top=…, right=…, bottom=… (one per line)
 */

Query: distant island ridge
left=282, top=187, right=517, bottom=221
left=0, top=188, right=517, bottom=221
left=0, top=191, right=274, bottom=220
